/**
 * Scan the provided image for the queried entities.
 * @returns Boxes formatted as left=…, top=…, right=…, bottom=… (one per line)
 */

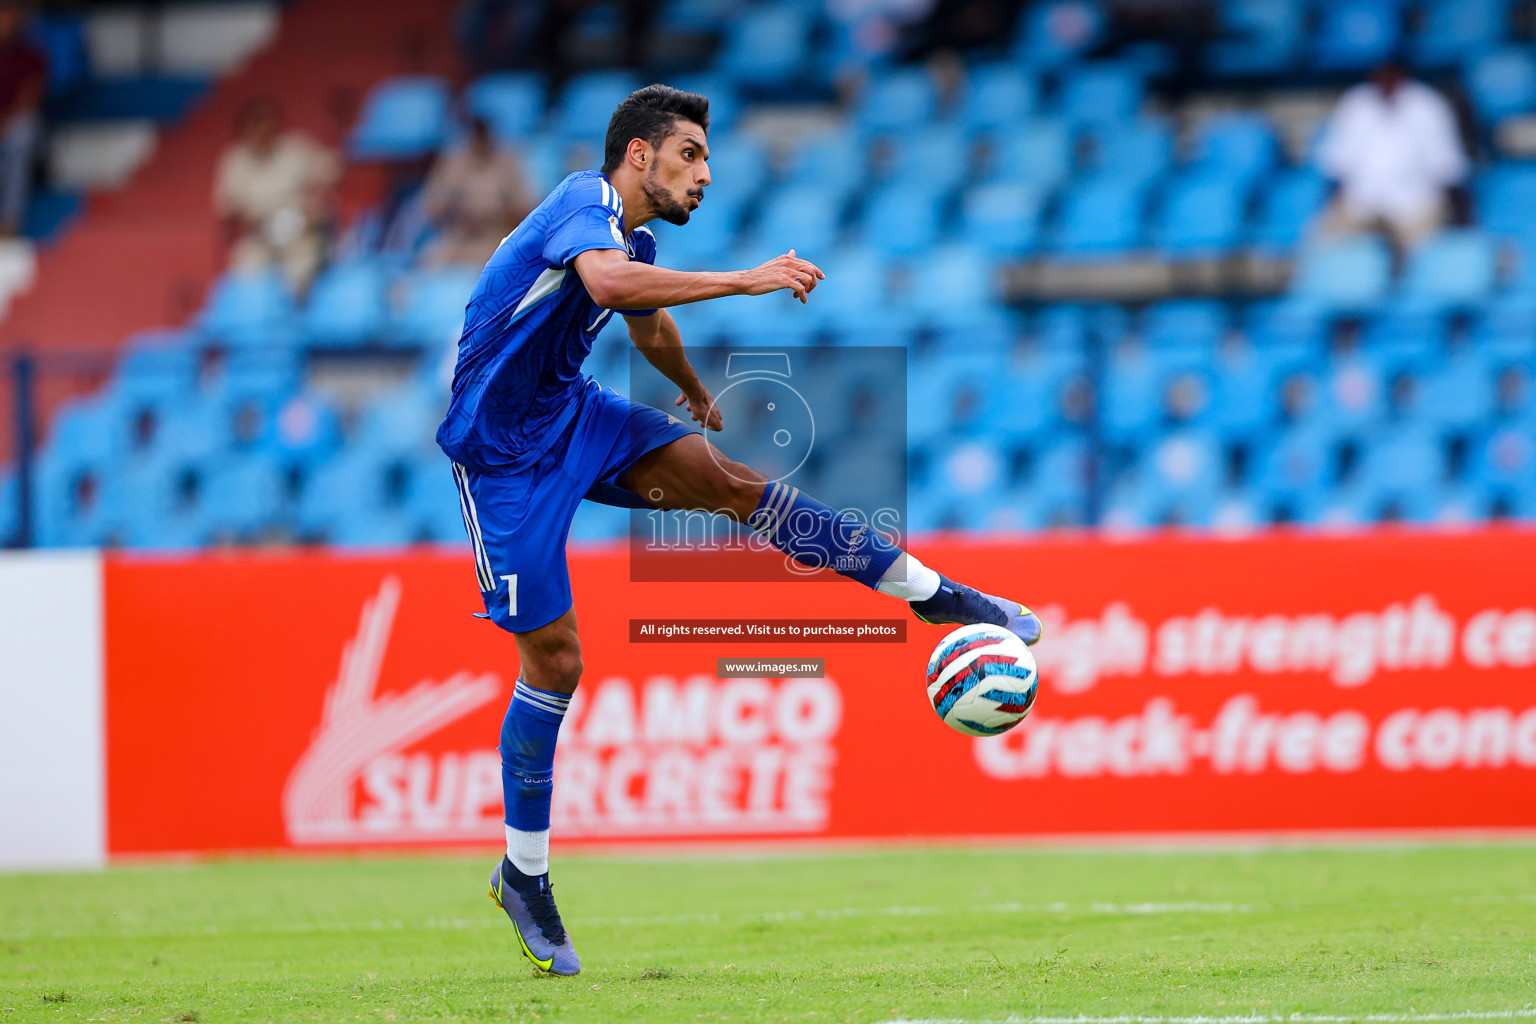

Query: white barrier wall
left=0, top=551, right=104, bottom=869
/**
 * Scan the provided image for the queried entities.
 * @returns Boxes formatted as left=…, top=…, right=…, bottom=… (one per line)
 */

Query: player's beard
left=643, top=167, right=697, bottom=226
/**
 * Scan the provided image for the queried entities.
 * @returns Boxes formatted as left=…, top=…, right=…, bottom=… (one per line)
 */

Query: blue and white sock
left=748, top=481, right=903, bottom=588
left=500, top=678, right=571, bottom=877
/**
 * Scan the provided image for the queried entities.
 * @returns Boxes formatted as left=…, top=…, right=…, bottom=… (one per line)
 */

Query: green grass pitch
left=1, top=843, right=1533, bottom=1023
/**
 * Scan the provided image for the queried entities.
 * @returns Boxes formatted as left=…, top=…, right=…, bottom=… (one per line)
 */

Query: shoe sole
left=488, top=880, right=579, bottom=976
left=914, top=603, right=1043, bottom=646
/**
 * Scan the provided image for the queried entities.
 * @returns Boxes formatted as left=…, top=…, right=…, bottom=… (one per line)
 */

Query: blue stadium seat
left=1253, top=168, right=1329, bottom=251
left=553, top=71, right=642, bottom=138
left=1400, top=230, right=1498, bottom=306
left=1356, top=424, right=1445, bottom=496
left=960, top=65, right=1037, bottom=131
left=984, top=120, right=1072, bottom=192
left=350, top=76, right=451, bottom=159
left=1311, top=0, right=1404, bottom=71
left=715, top=4, right=813, bottom=88
left=1318, top=350, right=1389, bottom=430
left=391, top=267, right=478, bottom=347
left=882, top=123, right=971, bottom=195
left=783, top=132, right=866, bottom=204
left=1053, top=177, right=1146, bottom=255
left=752, top=185, right=844, bottom=255
left=1014, top=0, right=1105, bottom=66
left=803, top=247, right=888, bottom=323
left=1467, top=48, right=1536, bottom=123
left=669, top=74, right=741, bottom=134
left=1082, top=119, right=1173, bottom=187
left=267, top=391, right=344, bottom=469
left=1475, top=163, right=1536, bottom=237
left=200, top=270, right=297, bottom=347
left=110, top=331, right=201, bottom=407
left=1058, top=63, right=1144, bottom=125
left=1411, top=0, right=1509, bottom=69
left=1253, top=421, right=1339, bottom=508
left=1206, top=0, right=1304, bottom=75
left=1290, top=236, right=1392, bottom=310
left=1142, top=300, right=1228, bottom=349
left=303, top=260, right=389, bottom=346
left=296, top=443, right=410, bottom=539
left=898, top=246, right=995, bottom=324
left=201, top=454, right=289, bottom=537
left=1152, top=172, right=1248, bottom=256
left=465, top=73, right=546, bottom=141
left=857, top=184, right=942, bottom=256
left=1472, top=419, right=1536, bottom=492
left=1210, top=342, right=1293, bottom=438
left=855, top=68, right=938, bottom=133
left=1191, top=113, right=1279, bottom=185
left=959, top=182, right=1045, bottom=255
left=1141, top=427, right=1225, bottom=505
left=356, top=379, right=446, bottom=453
left=1419, top=349, right=1496, bottom=430
left=1100, top=341, right=1163, bottom=441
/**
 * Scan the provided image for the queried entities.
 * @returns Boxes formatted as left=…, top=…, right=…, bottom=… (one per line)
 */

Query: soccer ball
left=925, top=623, right=1039, bottom=736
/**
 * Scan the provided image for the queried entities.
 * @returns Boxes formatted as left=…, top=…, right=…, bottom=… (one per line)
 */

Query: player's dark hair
left=601, top=84, right=709, bottom=174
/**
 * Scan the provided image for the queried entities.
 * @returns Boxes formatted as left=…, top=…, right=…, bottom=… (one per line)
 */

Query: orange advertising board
left=104, top=530, right=1536, bottom=856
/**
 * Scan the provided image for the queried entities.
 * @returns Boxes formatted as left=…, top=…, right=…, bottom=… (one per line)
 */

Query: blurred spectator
left=214, top=98, right=340, bottom=292
left=0, top=4, right=46, bottom=237
left=420, top=117, right=534, bottom=268
left=1315, top=60, right=1468, bottom=253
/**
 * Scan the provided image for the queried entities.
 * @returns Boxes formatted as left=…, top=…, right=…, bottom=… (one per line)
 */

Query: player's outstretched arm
left=626, top=310, right=721, bottom=431
left=574, top=248, right=825, bottom=310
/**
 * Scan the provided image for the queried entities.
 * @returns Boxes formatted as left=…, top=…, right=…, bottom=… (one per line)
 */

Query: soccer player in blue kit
left=437, top=85, right=1043, bottom=976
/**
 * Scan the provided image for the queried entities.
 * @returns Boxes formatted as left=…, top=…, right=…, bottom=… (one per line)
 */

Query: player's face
left=643, top=120, right=710, bottom=226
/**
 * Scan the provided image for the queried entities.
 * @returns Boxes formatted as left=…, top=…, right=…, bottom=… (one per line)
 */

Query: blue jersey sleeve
left=541, top=177, right=628, bottom=268
left=617, top=226, right=659, bottom=318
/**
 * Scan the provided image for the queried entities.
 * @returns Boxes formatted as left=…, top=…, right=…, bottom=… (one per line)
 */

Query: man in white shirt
left=214, top=98, right=340, bottom=292
left=1315, top=60, right=1469, bottom=251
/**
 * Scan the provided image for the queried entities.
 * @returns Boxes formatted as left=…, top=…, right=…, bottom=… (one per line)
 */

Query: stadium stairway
left=0, top=0, right=462, bottom=460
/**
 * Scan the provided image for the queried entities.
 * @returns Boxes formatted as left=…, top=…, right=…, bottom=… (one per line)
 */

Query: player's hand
left=677, top=383, right=723, bottom=431
left=739, top=249, right=825, bottom=303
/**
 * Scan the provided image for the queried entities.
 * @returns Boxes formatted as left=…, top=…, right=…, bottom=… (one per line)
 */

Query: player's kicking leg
left=616, top=435, right=1043, bottom=645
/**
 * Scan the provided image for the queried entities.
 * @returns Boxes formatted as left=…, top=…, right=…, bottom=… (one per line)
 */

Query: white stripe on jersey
left=600, top=180, right=611, bottom=207
left=510, top=267, right=567, bottom=321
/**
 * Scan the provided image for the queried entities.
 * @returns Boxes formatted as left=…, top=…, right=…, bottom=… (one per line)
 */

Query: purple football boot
left=487, top=857, right=581, bottom=976
left=910, top=573, right=1043, bottom=646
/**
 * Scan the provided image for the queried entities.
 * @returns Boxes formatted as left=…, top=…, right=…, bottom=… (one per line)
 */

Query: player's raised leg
left=487, top=607, right=582, bottom=976
left=617, top=434, right=1042, bottom=645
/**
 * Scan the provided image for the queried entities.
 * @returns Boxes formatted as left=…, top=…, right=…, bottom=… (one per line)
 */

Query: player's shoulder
left=553, top=170, right=624, bottom=216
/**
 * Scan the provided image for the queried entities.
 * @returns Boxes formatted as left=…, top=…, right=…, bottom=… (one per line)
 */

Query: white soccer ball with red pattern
left=926, top=624, right=1039, bottom=736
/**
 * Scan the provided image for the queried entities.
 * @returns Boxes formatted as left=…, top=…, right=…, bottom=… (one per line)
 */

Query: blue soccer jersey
left=437, top=170, right=658, bottom=475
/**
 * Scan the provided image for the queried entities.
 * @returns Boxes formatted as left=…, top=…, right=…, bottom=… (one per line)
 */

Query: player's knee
left=524, top=636, right=583, bottom=694
left=538, top=642, right=583, bottom=692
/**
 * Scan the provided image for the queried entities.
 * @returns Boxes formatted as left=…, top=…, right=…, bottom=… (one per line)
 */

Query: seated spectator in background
left=0, top=5, right=47, bottom=237
left=420, top=116, right=533, bottom=267
left=1315, top=59, right=1468, bottom=253
left=214, top=97, right=340, bottom=292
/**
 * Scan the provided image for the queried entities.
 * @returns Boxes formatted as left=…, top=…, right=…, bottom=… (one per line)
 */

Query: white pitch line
left=875, top=1011, right=1536, bottom=1024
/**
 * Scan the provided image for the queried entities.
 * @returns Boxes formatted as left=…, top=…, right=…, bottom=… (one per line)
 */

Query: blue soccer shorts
left=450, top=382, right=695, bottom=634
